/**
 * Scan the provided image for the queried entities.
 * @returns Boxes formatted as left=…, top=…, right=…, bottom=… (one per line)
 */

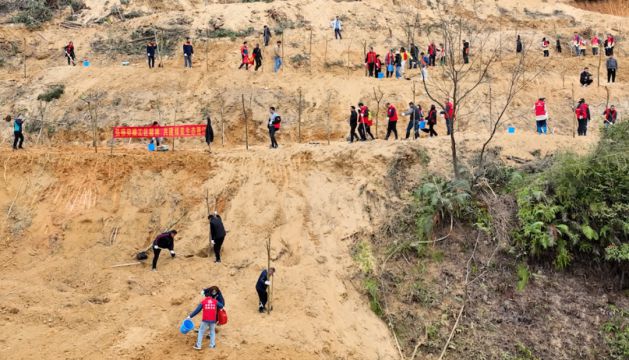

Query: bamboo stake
left=172, top=100, right=179, bottom=151
left=266, top=237, right=272, bottom=314
left=22, top=37, right=26, bottom=79
left=206, top=189, right=212, bottom=259
left=242, top=94, right=249, bottom=150
left=571, top=84, right=576, bottom=137
left=347, top=40, right=352, bottom=77
left=109, top=262, right=142, bottom=269
left=326, top=95, right=331, bottom=145
left=324, top=37, right=328, bottom=65
left=308, top=28, right=313, bottom=72
left=298, top=88, right=303, bottom=143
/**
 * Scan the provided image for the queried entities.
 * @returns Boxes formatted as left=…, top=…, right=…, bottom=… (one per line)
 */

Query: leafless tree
left=80, top=91, right=106, bottom=153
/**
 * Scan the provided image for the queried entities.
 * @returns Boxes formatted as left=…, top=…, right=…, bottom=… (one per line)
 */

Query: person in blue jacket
left=256, top=267, right=275, bottom=313
left=9, top=115, right=24, bottom=150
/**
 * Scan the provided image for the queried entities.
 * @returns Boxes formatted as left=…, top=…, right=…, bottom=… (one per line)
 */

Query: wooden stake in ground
left=324, top=37, right=328, bottom=65
left=206, top=188, right=212, bottom=258
left=597, top=42, right=602, bottom=87
left=22, top=37, right=27, bottom=79
left=218, top=91, right=225, bottom=146
left=571, top=84, right=576, bottom=137
left=266, top=237, right=273, bottom=314
left=372, top=87, right=384, bottom=138
left=346, top=40, right=352, bottom=77
left=110, top=129, right=114, bottom=155
left=308, top=28, right=313, bottom=72
left=154, top=28, right=163, bottom=68
left=241, top=94, right=249, bottom=150
left=326, top=94, right=332, bottom=145
left=172, top=100, right=179, bottom=151
left=297, top=88, right=303, bottom=143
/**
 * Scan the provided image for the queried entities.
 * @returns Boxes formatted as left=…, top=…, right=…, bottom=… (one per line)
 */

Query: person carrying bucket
left=186, top=288, right=224, bottom=350
left=534, top=98, right=548, bottom=134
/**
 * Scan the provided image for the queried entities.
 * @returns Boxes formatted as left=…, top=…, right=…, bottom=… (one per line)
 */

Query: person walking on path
left=187, top=288, right=224, bottom=350
left=402, top=102, right=420, bottom=140
left=146, top=41, right=157, bottom=68
left=64, top=41, right=76, bottom=66
left=534, top=98, right=548, bottom=134
left=253, top=43, right=263, bottom=71
left=555, top=36, right=562, bottom=53
left=9, top=115, right=24, bottom=150
left=421, top=105, right=438, bottom=137
left=268, top=107, right=281, bottom=148
left=580, top=67, right=593, bottom=87
left=205, top=116, right=214, bottom=152
left=183, top=38, right=194, bottom=68
left=209, top=212, right=226, bottom=263
left=591, top=34, right=600, bottom=56
left=273, top=41, right=282, bottom=72
left=516, top=35, right=523, bottom=54
left=358, top=103, right=375, bottom=140
left=575, top=98, right=591, bottom=136
left=256, top=267, right=275, bottom=313
left=428, top=41, right=437, bottom=66
left=606, top=56, right=617, bottom=83
left=331, top=16, right=342, bottom=40
left=263, top=25, right=272, bottom=47
left=385, top=102, right=398, bottom=140
left=239, top=41, right=249, bottom=70
left=462, top=40, right=470, bottom=64
left=151, top=230, right=177, bottom=271
left=365, top=47, right=377, bottom=77
left=541, top=37, right=550, bottom=57
left=348, top=106, right=359, bottom=143
left=444, top=99, right=455, bottom=135
left=603, top=105, right=617, bottom=128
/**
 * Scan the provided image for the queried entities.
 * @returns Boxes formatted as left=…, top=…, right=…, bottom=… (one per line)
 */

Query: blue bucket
left=180, top=319, right=194, bottom=334
left=148, top=143, right=156, bottom=151
left=83, top=60, right=90, bottom=67
left=419, top=120, right=426, bottom=129
left=377, top=73, right=384, bottom=79
left=507, top=126, right=515, bottom=134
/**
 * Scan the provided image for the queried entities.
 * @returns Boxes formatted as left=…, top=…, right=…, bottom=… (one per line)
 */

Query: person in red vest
left=385, top=102, right=398, bottom=140
left=444, top=99, right=454, bottom=135
left=591, top=34, right=600, bottom=56
left=187, top=287, right=225, bottom=350
left=534, top=98, right=548, bottom=134
left=603, top=105, right=617, bottom=128
left=64, top=41, right=76, bottom=66
left=575, top=98, right=591, bottom=136
left=358, top=102, right=375, bottom=140
left=385, top=49, right=395, bottom=78
left=604, top=33, right=615, bottom=56
left=541, top=37, right=550, bottom=57
left=374, top=54, right=382, bottom=78
left=238, top=41, right=249, bottom=70
left=428, top=42, right=437, bottom=66
left=365, top=47, right=377, bottom=77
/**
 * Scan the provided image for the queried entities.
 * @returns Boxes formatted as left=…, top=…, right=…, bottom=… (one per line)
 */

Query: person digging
left=256, top=267, right=275, bottom=313
left=151, top=230, right=177, bottom=271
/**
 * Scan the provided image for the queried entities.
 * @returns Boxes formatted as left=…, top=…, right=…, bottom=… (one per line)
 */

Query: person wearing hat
left=534, top=98, right=548, bottom=134
left=575, top=98, right=590, bottom=136
left=209, top=212, right=226, bottom=263
left=187, top=287, right=224, bottom=350
left=256, top=267, right=275, bottom=313
left=151, top=230, right=177, bottom=271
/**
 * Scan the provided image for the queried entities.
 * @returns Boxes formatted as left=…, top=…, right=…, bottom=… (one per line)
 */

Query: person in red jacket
left=365, top=47, right=377, bottom=77
left=238, top=41, right=249, bottom=70
left=385, top=49, right=395, bottom=78
left=358, top=102, right=375, bottom=140
left=187, top=288, right=225, bottom=350
left=444, top=99, right=454, bottom=135
left=575, top=98, right=590, bottom=136
left=374, top=55, right=382, bottom=78
left=603, top=105, right=617, bottom=128
left=534, top=98, right=548, bottom=134
left=385, top=102, right=398, bottom=140
left=428, top=42, right=437, bottom=66
left=421, top=104, right=438, bottom=137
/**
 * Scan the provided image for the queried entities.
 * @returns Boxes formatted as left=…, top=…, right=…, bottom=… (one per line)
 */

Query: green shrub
left=364, top=277, right=383, bottom=316
left=602, top=305, right=629, bottom=359
left=37, top=85, right=65, bottom=102
left=13, top=0, right=52, bottom=29
left=209, top=27, right=255, bottom=40
left=513, top=122, right=629, bottom=269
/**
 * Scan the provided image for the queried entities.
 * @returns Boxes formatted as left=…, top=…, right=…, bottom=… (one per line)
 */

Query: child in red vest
left=187, top=288, right=224, bottom=350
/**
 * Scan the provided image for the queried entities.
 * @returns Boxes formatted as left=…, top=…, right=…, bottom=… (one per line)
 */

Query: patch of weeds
left=12, top=0, right=52, bottom=29
left=209, top=27, right=255, bottom=40
left=289, top=54, right=309, bottom=67
left=602, top=305, right=629, bottom=359
left=364, top=277, right=383, bottom=316
left=516, top=263, right=530, bottom=291
left=37, top=85, right=64, bottom=102
left=352, top=239, right=374, bottom=274
left=408, top=280, right=437, bottom=306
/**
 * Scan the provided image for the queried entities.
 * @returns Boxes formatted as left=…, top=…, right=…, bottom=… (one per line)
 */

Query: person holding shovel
left=151, top=230, right=177, bottom=271
left=209, top=212, right=226, bottom=263
left=256, top=267, right=275, bottom=313
left=64, top=41, right=76, bottom=66
left=187, top=287, right=224, bottom=350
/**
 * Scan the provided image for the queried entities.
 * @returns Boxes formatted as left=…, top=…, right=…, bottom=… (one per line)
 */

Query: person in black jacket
left=256, top=267, right=275, bottom=313
left=349, top=106, right=359, bottom=143
left=205, top=116, right=214, bottom=152
left=462, top=40, right=470, bottom=64
left=263, top=25, right=272, bottom=47
left=253, top=44, right=263, bottom=71
left=580, top=67, right=593, bottom=87
left=421, top=105, right=438, bottom=137
left=146, top=41, right=157, bottom=68
left=183, top=38, right=193, bottom=68
left=516, top=35, right=523, bottom=53
left=209, top=213, right=226, bottom=263
left=151, top=230, right=177, bottom=271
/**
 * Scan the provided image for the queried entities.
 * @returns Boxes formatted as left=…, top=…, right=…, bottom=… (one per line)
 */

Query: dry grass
left=572, top=0, right=629, bottom=16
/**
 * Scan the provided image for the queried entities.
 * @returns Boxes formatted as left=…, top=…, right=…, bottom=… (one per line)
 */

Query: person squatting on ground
left=183, top=38, right=194, bottom=68
left=331, top=16, right=342, bottom=40
left=575, top=98, right=590, bottom=136
left=385, top=102, right=398, bottom=140
left=256, top=267, right=275, bottom=312
left=65, top=41, right=76, bottom=66
left=358, top=103, right=375, bottom=140
left=268, top=107, right=281, bottom=148
left=422, top=105, right=438, bottom=137
left=209, top=212, right=226, bottom=263
left=534, top=98, right=549, bottom=134
left=348, top=106, right=359, bottom=143
left=606, top=56, right=617, bottom=83
left=151, top=230, right=177, bottom=271
left=580, top=67, right=593, bottom=87
left=603, top=105, right=617, bottom=128
left=146, top=41, right=157, bottom=68
left=9, top=116, right=24, bottom=150
left=187, top=287, right=224, bottom=350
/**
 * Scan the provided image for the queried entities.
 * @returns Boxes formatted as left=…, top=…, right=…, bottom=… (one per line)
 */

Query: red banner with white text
left=112, top=125, right=206, bottom=139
